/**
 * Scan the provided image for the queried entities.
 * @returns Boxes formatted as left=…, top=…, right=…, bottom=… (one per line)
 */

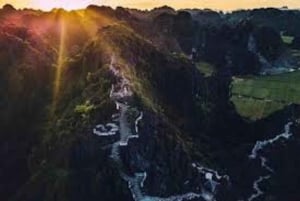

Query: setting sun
left=29, top=0, right=101, bottom=10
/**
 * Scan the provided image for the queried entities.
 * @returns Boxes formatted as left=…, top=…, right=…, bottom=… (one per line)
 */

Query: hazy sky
left=0, top=0, right=299, bottom=11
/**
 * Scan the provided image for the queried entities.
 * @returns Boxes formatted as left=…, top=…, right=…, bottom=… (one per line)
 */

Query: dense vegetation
left=0, top=4, right=300, bottom=201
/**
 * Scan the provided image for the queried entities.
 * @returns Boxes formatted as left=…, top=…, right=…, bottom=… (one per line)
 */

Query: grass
left=196, top=62, right=215, bottom=77
left=281, top=35, right=294, bottom=45
left=231, top=96, right=286, bottom=120
left=231, top=71, right=300, bottom=120
left=74, top=101, right=95, bottom=114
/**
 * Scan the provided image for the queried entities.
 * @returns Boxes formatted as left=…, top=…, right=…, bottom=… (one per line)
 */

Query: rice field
left=231, top=71, right=300, bottom=120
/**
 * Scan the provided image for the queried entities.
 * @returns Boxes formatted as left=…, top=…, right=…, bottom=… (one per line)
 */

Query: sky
left=0, top=0, right=299, bottom=11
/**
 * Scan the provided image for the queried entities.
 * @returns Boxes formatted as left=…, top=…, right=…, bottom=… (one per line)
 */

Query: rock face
left=152, top=13, right=264, bottom=75
left=0, top=6, right=300, bottom=201
left=253, top=26, right=284, bottom=61
left=192, top=9, right=223, bottom=26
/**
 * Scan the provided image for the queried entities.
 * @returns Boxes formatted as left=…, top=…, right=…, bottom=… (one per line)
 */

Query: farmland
left=231, top=71, right=300, bottom=120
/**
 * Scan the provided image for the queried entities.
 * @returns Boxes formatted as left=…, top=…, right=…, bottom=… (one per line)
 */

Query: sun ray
left=51, top=16, right=66, bottom=114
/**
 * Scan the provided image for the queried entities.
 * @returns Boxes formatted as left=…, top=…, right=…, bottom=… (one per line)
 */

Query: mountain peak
left=2, top=4, right=16, bottom=11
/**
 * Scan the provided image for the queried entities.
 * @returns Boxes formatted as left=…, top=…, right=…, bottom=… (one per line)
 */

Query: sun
left=30, top=0, right=100, bottom=11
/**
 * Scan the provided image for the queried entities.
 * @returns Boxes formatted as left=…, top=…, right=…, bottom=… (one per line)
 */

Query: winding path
left=93, top=55, right=204, bottom=201
left=92, top=55, right=294, bottom=201
left=247, top=122, right=293, bottom=201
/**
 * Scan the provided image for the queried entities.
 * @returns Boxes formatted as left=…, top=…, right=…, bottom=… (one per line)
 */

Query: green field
left=231, top=71, right=300, bottom=120
left=281, top=35, right=294, bottom=45
left=196, top=62, right=215, bottom=77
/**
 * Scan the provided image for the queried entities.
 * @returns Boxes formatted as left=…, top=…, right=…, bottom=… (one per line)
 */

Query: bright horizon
left=0, top=0, right=299, bottom=11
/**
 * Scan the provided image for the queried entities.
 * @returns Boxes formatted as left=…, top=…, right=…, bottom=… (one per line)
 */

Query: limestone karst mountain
left=0, top=4, right=300, bottom=201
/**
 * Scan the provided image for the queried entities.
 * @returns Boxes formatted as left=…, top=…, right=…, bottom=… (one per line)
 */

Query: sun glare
left=51, top=17, right=66, bottom=115
left=30, top=0, right=98, bottom=11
